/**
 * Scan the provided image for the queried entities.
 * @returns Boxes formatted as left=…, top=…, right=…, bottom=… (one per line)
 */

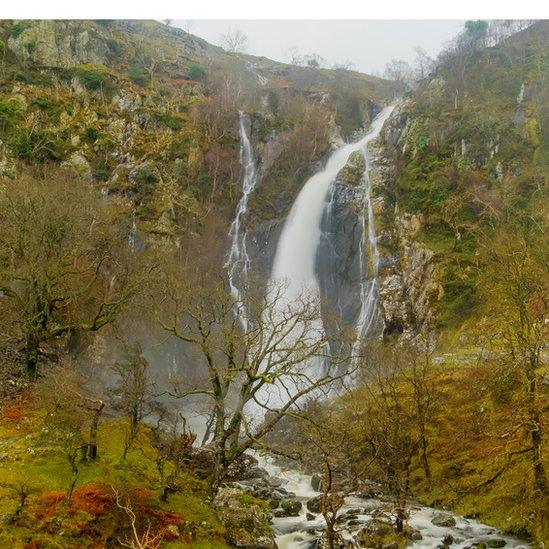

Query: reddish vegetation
left=71, top=484, right=112, bottom=516
left=1, top=395, right=30, bottom=421
left=34, top=490, right=66, bottom=518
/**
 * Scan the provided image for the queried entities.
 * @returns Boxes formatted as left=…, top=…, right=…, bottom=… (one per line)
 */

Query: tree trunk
left=25, top=337, right=39, bottom=379
left=527, top=375, right=547, bottom=495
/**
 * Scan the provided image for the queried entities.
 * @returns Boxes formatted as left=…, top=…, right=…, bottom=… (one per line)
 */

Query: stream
left=251, top=453, right=530, bottom=549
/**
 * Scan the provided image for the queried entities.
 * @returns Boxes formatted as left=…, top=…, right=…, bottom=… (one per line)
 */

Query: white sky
left=177, top=20, right=466, bottom=74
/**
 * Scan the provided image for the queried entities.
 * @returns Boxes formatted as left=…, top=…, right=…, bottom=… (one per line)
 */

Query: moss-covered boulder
left=213, top=487, right=275, bottom=548
left=337, top=150, right=365, bottom=185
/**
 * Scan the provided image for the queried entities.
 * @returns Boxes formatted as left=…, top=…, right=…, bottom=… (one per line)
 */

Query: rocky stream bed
left=218, top=452, right=531, bottom=549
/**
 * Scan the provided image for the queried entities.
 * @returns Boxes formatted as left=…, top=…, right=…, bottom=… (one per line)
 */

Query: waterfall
left=128, top=213, right=137, bottom=252
left=351, top=137, right=383, bottom=356
left=225, top=112, right=259, bottom=326
left=270, top=105, right=394, bottom=355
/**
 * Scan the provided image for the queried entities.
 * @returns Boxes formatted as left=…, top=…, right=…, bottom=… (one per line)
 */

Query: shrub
left=155, top=112, right=183, bottom=131
left=267, top=90, right=279, bottom=116
left=75, top=64, right=111, bottom=91
left=129, top=64, right=148, bottom=86
left=9, top=20, right=29, bottom=38
left=184, top=63, right=206, bottom=81
left=31, top=97, right=52, bottom=110
left=9, top=130, right=31, bottom=158
left=0, top=99, right=24, bottom=129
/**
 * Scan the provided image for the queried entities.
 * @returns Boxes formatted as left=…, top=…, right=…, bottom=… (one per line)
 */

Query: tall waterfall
left=225, top=112, right=259, bottom=325
left=270, top=105, right=394, bottom=347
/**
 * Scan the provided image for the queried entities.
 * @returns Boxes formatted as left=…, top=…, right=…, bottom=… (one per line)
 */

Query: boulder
left=213, top=487, right=275, bottom=549
left=442, top=533, right=454, bottom=545
left=364, top=518, right=394, bottom=537
left=306, top=495, right=323, bottom=513
left=279, top=499, right=302, bottom=517
left=311, top=473, right=322, bottom=492
left=431, top=512, right=457, bottom=528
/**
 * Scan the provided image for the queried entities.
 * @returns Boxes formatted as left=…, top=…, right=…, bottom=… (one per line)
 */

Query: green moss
left=75, top=64, right=112, bottom=91
left=0, top=98, right=24, bottom=129
left=9, top=20, right=29, bottom=38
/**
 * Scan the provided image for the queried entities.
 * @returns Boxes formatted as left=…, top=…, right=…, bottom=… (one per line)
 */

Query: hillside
left=0, top=19, right=399, bottom=250
left=0, top=18, right=547, bottom=549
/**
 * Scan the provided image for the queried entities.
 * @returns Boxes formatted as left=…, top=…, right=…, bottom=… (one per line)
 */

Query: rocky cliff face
left=372, top=105, right=441, bottom=338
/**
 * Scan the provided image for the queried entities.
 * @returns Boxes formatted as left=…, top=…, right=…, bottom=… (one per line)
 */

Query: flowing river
left=252, top=453, right=530, bottom=549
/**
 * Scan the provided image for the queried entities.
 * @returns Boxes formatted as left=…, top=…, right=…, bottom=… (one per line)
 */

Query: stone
left=431, top=512, right=457, bottom=528
left=306, top=495, right=323, bottom=513
left=365, top=518, right=393, bottom=537
left=382, top=543, right=399, bottom=549
left=486, top=540, right=506, bottom=548
left=62, top=151, right=91, bottom=179
left=306, top=513, right=316, bottom=521
left=280, top=499, right=302, bottom=517
left=442, top=533, right=454, bottom=545
left=311, top=473, right=322, bottom=492
left=213, top=487, right=275, bottom=549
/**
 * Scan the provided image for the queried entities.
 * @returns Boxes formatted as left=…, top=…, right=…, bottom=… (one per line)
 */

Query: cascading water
left=351, top=139, right=383, bottom=358
left=225, top=111, right=259, bottom=327
left=247, top=106, right=395, bottom=416
left=270, top=105, right=394, bottom=361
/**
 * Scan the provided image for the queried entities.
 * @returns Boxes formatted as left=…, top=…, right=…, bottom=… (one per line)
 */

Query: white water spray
left=225, top=112, right=259, bottom=325
left=270, top=105, right=394, bottom=351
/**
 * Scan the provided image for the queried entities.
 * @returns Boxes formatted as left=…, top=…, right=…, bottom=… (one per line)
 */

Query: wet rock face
left=317, top=179, right=364, bottom=334
left=213, top=487, right=276, bottom=549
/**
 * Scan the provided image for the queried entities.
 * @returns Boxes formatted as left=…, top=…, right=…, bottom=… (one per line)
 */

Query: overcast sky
left=175, top=20, right=466, bottom=74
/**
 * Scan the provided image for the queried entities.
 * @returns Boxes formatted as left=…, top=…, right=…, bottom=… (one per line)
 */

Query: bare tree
left=413, top=46, right=434, bottom=80
left=113, top=488, right=166, bottom=548
left=220, top=28, right=247, bottom=53
left=149, top=408, right=196, bottom=501
left=111, top=345, right=156, bottom=459
left=155, top=269, right=352, bottom=490
left=36, top=363, right=91, bottom=504
left=478, top=219, right=548, bottom=495
left=287, top=47, right=304, bottom=66
left=384, top=59, right=414, bottom=85
left=0, top=173, right=140, bottom=377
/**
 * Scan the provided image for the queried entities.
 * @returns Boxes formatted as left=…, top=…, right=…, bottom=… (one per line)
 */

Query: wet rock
left=431, top=512, right=457, bottom=528
left=442, top=533, right=454, bottom=545
left=279, top=499, right=302, bottom=517
left=311, top=473, right=322, bottom=491
left=337, top=150, right=366, bottom=185
left=486, top=540, right=506, bottom=548
left=364, top=518, right=394, bottom=537
left=306, top=513, right=316, bottom=521
left=213, top=487, right=275, bottom=549
left=307, top=495, right=323, bottom=513
left=382, top=543, right=399, bottom=549
left=404, top=526, right=422, bottom=540
left=268, top=498, right=280, bottom=509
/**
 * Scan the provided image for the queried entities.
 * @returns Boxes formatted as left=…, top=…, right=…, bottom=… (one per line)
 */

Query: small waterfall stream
left=252, top=452, right=530, bottom=549
left=225, top=111, right=259, bottom=327
left=351, top=138, right=383, bottom=358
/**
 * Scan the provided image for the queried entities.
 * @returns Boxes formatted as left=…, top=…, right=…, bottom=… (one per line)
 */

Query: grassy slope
left=0, top=398, right=230, bottom=548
